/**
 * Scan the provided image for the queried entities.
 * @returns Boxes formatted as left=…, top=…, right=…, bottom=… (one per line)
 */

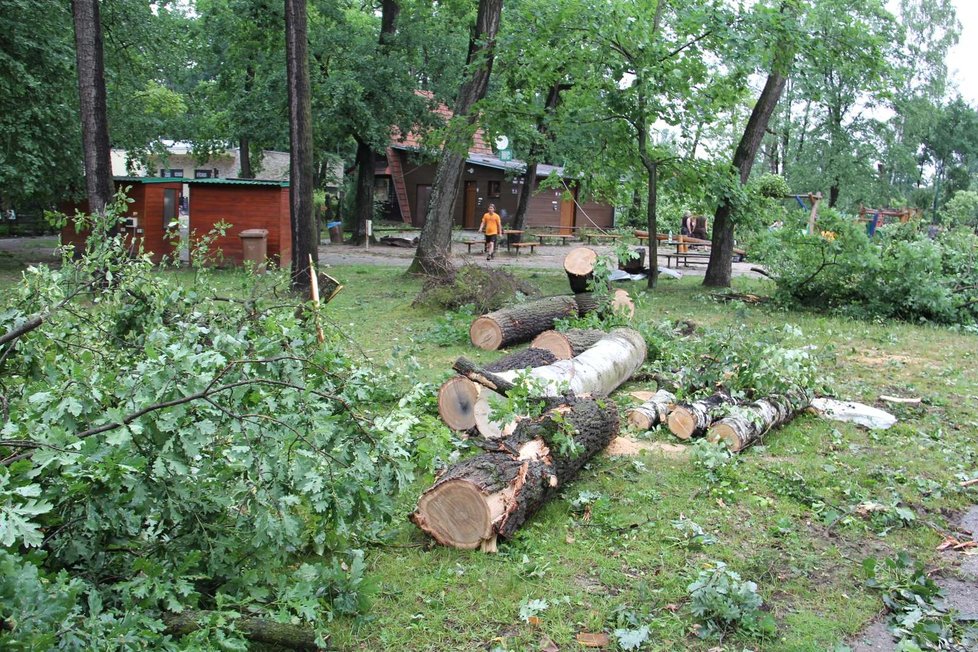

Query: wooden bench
left=585, top=233, right=623, bottom=245
left=509, top=242, right=537, bottom=255
left=461, top=239, right=484, bottom=254
left=663, top=252, right=712, bottom=267
left=537, top=233, right=577, bottom=245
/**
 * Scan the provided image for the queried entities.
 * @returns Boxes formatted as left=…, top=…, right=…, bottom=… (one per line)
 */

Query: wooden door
left=463, top=181, right=478, bottom=229
left=559, top=187, right=577, bottom=234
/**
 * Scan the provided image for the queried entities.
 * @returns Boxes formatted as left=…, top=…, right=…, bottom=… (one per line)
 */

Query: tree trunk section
left=409, top=0, right=503, bottom=275
left=564, top=247, right=598, bottom=293
left=285, top=0, right=317, bottom=293
left=469, top=295, right=578, bottom=350
left=667, top=391, right=733, bottom=440
left=438, top=347, right=558, bottom=431
left=466, top=328, right=646, bottom=438
left=530, top=329, right=605, bottom=360
left=239, top=136, right=253, bottom=178
left=627, top=389, right=676, bottom=430
left=411, top=396, right=618, bottom=550
left=512, top=161, right=538, bottom=232
left=164, top=610, right=320, bottom=650
left=573, top=290, right=634, bottom=319
left=707, top=390, right=811, bottom=452
left=72, top=0, right=114, bottom=218
left=351, top=138, right=374, bottom=245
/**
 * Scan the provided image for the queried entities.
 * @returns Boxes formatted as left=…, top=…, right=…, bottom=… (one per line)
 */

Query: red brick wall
left=188, top=185, right=291, bottom=268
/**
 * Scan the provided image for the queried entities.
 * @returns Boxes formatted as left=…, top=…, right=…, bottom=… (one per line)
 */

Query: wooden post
left=807, top=192, right=822, bottom=235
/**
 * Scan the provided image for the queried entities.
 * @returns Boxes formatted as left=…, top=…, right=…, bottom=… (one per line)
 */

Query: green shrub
left=413, top=264, right=539, bottom=313
left=687, top=561, right=775, bottom=639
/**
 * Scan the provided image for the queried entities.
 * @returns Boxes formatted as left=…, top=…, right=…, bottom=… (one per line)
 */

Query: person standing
left=479, top=203, right=502, bottom=260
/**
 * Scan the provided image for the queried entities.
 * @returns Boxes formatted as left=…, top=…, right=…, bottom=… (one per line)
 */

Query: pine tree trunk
left=469, top=295, right=578, bottom=350
left=707, top=390, right=811, bottom=452
left=72, top=0, right=114, bottom=218
left=285, top=0, right=317, bottom=293
left=412, top=396, right=619, bottom=550
left=627, top=389, right=676, bottom=431
left=667, top=391, right=734, bottom=440
left=409, top=0, right=503, bottom=275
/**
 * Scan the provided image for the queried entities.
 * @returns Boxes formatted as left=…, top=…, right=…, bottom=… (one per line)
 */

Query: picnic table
left=536, top=233, right=577, bottom=245
left=584, top=232, right=623, bottom=245
left=503, top=229, right=525, bottom=251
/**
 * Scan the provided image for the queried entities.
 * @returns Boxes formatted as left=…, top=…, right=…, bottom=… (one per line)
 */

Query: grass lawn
left=316, top=264, right=978, bottom=651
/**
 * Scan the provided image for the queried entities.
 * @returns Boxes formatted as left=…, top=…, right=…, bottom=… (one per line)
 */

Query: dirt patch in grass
left=850, top=352, right=924, bottom=368
left=604, top=437, right=688, bottom=459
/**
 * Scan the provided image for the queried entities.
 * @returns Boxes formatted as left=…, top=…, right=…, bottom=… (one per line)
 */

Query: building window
left=194, top=169, right=213, bottom=179
left=488, top=180, right=501, bottom=198
left=159, top=168, right=184, bottom=178
left=163, top=189, right=178, bottom=231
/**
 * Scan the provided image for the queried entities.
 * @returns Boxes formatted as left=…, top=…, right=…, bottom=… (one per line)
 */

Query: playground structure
left=856, top=206, right=923, bottom=237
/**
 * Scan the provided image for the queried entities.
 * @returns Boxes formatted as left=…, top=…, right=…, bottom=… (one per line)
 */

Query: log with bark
left=626, top=389, right=676, bottom=430
left=164, top=610, right=320, bottom=650
left=469, top=295, right=578, bottom=350
left=667, top=391, right=733, bottom=440
left=530, top=329, right=605, bottom=360
left=572, top=289, right=635, bottom=319
left=437, top=347, right=559, bottom=431
left=706, top=390, right=812, bottom=452
left=459, top=328, right=647, bottom=438
left=564, top=247, right=598, bottom=294
left=411, top=395, right=619, bottom=551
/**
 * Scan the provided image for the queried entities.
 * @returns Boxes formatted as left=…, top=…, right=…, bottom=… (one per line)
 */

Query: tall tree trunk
left=72, top=0, right=114, bottom=218
left=512, top=82, right=567, bottom=232
left=285, top=0, right=317, bottom=293
left=704, top=63, right=790, bottom=287
left=409, top=0, right=503, bottom=275
left=239, top=136, right=253, bottom=178
left=351, top=138, right=374, bottom=245
left=645, top=160, right=659, bottom=289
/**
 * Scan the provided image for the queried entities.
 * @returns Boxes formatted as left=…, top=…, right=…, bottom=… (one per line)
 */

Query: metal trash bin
left=239, top=228, right=268, bottom=273
left=326, top=220, right=343, bottom=244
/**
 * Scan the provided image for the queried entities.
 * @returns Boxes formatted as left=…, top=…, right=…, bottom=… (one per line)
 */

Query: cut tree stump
left=626, top=389, right=676, bottom=430
left=530, top=329, right=605, bottom=360
left=667, top=391, right=733, bottom=440
left=459, top=328, right=647, bottom=438
left=469, top=295, right=578, bottom=351
left=564, top=247, right=598, bottom=294
left=707, top=390, right=812, bottom=452
left=437, top=347, right=559, bottom=431
left=411, top=396, right=619, bottom=550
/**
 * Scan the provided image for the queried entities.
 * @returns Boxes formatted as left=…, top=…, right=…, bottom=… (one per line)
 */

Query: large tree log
left=707, top=390, right=812, bottom=452
left=626, top=389, right=676, bottom=430
left=667, top=391, right=733, bottom=440
left=530, top=329, right=605, bottom=360
left=438, top=348, right=559, bottom=431
left=469, top=295, right=578, bottom=351
left=564, top=247, right=598, bottom=294
left=411, top=396, right=618, bottom=550
left=573, top=289, right=635, bottom=319
left=462, top=328, right=647, bottom=438
left=164, top=610, right=320, bottom=650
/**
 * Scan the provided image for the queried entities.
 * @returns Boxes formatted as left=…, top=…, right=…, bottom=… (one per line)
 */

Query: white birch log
left=667, top=391, right=733, bottom=440
left=706, top=390, right=812, bottom=452
left=626, top=390, right=676, bottom=430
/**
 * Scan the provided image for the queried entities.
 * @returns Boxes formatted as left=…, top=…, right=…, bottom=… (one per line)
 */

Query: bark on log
left=411, top=396, right=619, bottom=550
left=465, top=328, right=647, bottom=438
left=438, top=348, right=559, bottom=431
left=164, top=610, right=320, bottom=650
left=573, top=290, right=634, bottom=319
left=707, top=390, right=812, bottom=452
left=564, top=247, right=598, bottom=294
left=667, top=391, right=733, bottom=440
left=530, top=329, right=605, bottom=360
left=626, top=390, right=676, bottom=430
left=469, top=295, right=578, bottom=350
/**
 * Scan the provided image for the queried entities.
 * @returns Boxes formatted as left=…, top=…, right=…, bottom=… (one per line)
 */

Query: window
left=163, top=189, right=178, bottom=231
left=194, top=169, right=213, bottom=179
left=488, top=180, right=501, bottom=198
left=159, top=168, right=184, bottom=178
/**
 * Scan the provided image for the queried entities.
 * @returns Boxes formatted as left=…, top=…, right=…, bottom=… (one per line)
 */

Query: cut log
left=611, top=289, right=635, bottom=318
left=573, top=289, right=634, bottom=319
left=667, top=391, right=733, bottom=440
left=411, top=396, right=619, bottom=550
left=164, top=610, right=319, bottom=650
left=626, top=389, right=676, bottom=430
left=564, top=247, right=598, bottom=294
left=461, top=328, right=647, bottom=438
left=707, top=390, right=812, bottom=452
left=438, top=348, right=559, bottom=431
left=469, top=295, right=578, bottom=351
left=530, top=329, right=605, bottom=360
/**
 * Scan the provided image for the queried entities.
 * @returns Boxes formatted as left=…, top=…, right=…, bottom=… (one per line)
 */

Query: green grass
left=313, top=263, right=978, bottom=651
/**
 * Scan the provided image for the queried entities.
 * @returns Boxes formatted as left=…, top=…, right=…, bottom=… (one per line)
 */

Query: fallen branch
left=626, top=390, right=676, bottom=430
left=706, top=390, right=812, bottom=452
left=163, top=610, right=321, bottom=650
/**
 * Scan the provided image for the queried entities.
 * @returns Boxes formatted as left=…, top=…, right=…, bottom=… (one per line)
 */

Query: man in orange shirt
left=478, top=203, right=502, bottom=260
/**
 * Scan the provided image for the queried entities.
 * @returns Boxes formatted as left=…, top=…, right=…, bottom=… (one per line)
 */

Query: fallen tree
left=626, top=389, right=676, bottom=430
left=530, top=329, right=605, bottom=360
left=667, top=391, right=733, bottom=440
left=457, top=328, right=647, bottom=438
left=411, top=395, right=619, bottom=551
left=707, top=390, right=812, bottom=452
left=469, top=295, right=578, bottom=350
left=437, top=347, right=559, bottom=431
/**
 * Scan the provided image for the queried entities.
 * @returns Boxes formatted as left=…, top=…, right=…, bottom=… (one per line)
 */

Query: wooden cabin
left=60, top=177, right=184, bottom=263
left=185, top=178, right=291, bottom=268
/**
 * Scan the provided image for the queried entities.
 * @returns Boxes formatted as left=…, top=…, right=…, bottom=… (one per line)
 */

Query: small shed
left=185, top=178, right=291, bottom=268
left=60, top=177, right=184, bottom=263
